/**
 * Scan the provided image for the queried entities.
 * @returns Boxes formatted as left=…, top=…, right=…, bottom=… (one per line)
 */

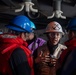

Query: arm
left=61, top=48, right=76, bottom=75
left=9, top=48, right=31, bottom=75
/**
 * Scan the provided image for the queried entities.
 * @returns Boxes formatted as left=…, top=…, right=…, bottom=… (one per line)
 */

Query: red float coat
left=0, top=34, right=34, bottom=75
left=60, top=38, right=76, bottom=64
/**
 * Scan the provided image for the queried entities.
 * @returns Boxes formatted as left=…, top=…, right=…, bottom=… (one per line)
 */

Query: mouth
left=53, top=39, right=58, bottom=43
left=54, top=39, right=57, bottom=41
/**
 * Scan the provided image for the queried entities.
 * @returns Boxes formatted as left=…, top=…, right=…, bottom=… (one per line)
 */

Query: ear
left=72, top=31, right=75, bottom=37
left=21, top=32, right=24, bottom=37
left=20, top=32, right=28, bottom=41
left=61, top=34, right=64, bottom=38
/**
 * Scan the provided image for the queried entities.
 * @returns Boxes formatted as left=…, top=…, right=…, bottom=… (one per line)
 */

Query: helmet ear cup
left=6, top=15, right=33, bottom=33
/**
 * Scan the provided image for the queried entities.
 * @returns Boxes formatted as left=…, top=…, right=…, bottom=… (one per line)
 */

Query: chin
left=53, top=42, right=58, bottom=45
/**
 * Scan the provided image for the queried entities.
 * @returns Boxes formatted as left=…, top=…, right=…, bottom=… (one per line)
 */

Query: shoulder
left=13, top=47, right=25, bottom=54
left=58, top=44, right=67, bottom=50
left=11, top=47, right=27, bottom=62
left=37, top=38, right=46, bottom=41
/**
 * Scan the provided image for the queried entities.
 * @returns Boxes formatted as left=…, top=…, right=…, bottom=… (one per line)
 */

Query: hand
left=35, top=56, right=42, bottom=63
left=35, top=51, right=44, bottom=63
left=35, top=51, right=50, bottom=64
left=43, top=56, right=57, bottom=67
left=50, top=58, right=57, bottom=66
left=42, top=54, right=50, bottom=63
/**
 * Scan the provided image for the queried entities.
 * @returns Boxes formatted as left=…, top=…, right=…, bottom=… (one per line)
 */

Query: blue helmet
left=66, top=18, right=76, bottom=31
left=30, top=21, right=36, bottom=29
left=6, top=15, right=33, bottom=33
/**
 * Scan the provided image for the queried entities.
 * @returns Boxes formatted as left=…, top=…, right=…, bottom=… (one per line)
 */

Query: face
left=28, top=33, right=34, bottom=40
left=48, top=32, right=62, bottom=45
left=21, top=32, right=34, bottom=41
left=67, top=30, right=75, bottom=40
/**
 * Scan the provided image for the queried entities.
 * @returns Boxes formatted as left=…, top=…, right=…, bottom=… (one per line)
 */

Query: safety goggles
left=48, top=32, right=62, bottom=38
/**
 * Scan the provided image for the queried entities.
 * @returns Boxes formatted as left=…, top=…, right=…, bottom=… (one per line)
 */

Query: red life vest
left=0, top=34, right=34, bottom=75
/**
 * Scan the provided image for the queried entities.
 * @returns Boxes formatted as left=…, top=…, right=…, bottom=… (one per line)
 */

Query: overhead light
left=48, top=0, right=66, bottom=19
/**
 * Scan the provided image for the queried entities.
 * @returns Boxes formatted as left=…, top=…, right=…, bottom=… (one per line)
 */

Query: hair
left=7, top=29, right=22, bottom=35
left=70, top=30, right=76, bottom=36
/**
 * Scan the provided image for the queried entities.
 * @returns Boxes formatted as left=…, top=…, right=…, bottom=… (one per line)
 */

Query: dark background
left=0, top=0, right=76, bottom=43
